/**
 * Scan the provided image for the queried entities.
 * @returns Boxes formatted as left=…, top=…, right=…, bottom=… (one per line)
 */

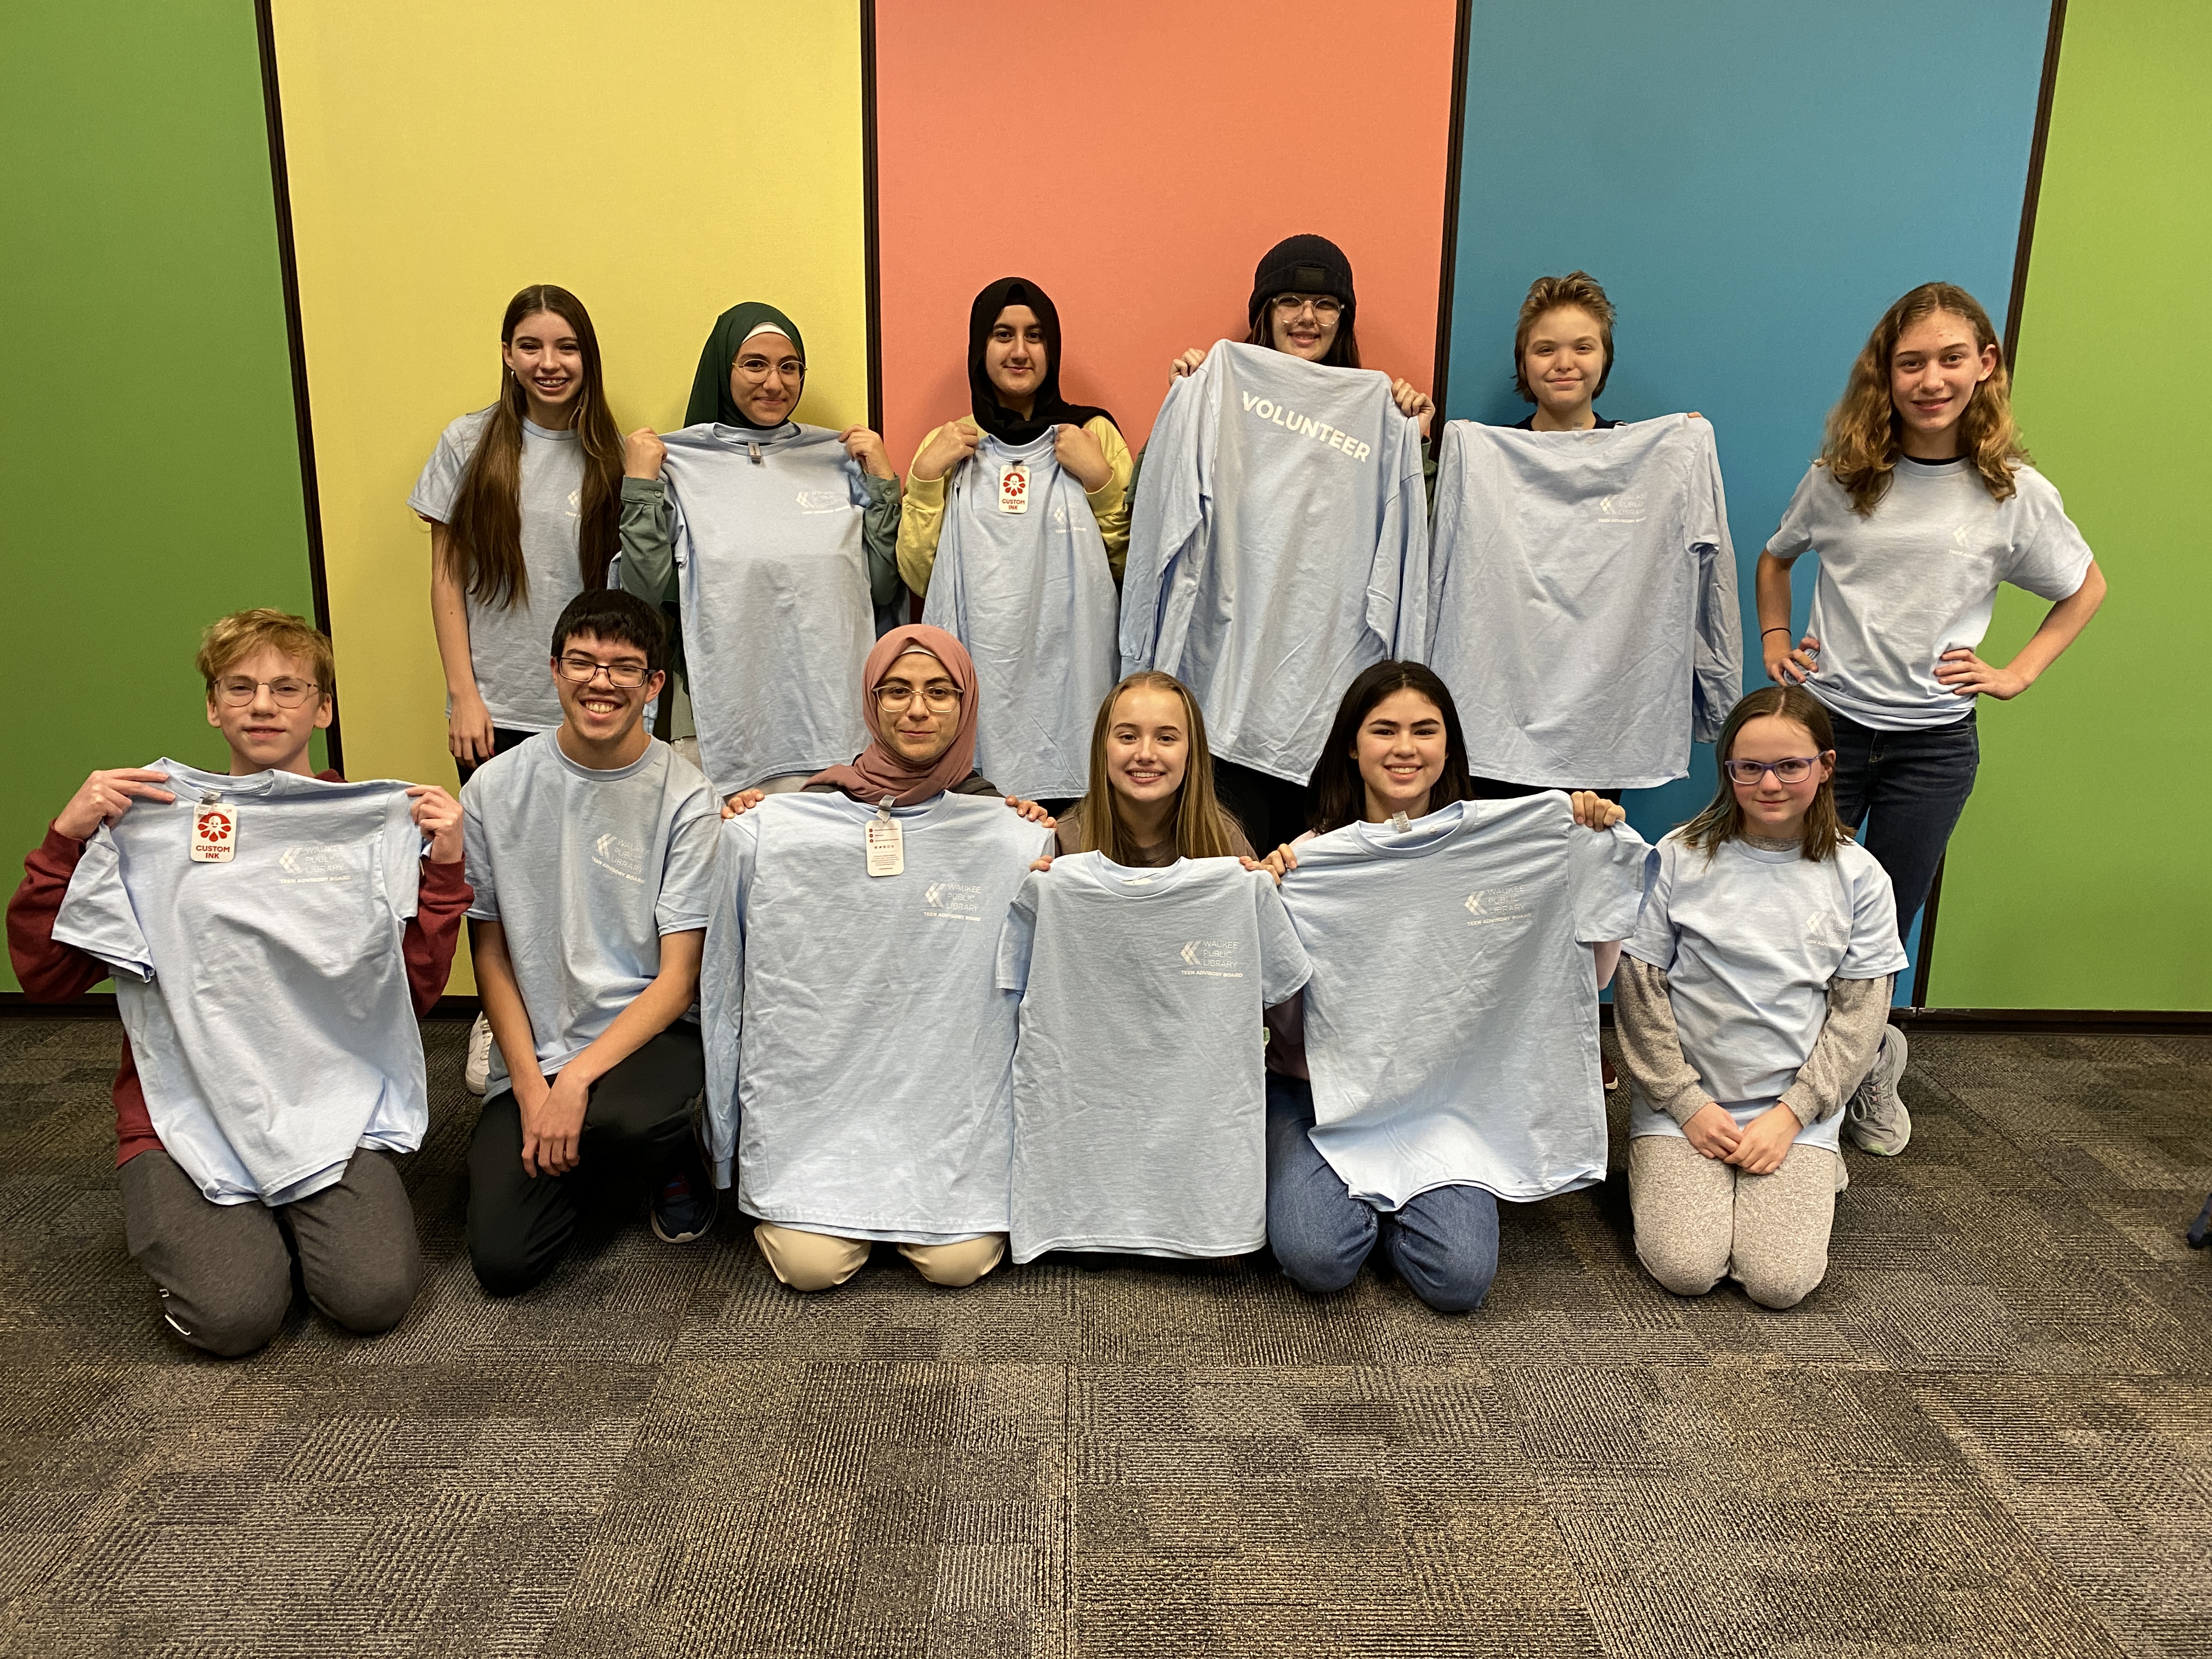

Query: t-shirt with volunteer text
left=700, top=791, right=1053, bottom=1239
left=922, top=430, right=1120, bottom=801
left=1765, top=458, right=2094, bottom=731
left=658, top=422, right=877, bottom=794
left=1121, top=342, right=1430, bottom=785
left=997, top=854, right=1310, bottom=1261
left=461, top=733, right=718, bottom=1090
left=1278, top=794, right=1651, bottom=1207
left=53, top=761, right=429, bottom=1205
left=1624, top=831, right=1906, bottom=1153
left=1429, top=416, right=1740, bottom=788
left=409, top=409, right=585, bottom=733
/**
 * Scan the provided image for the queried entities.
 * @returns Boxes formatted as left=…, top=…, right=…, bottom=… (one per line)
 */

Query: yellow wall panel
left=271, top=0, right=867, bottom=988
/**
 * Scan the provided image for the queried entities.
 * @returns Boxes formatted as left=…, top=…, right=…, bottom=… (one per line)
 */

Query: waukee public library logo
left=1464, top=886, right=1531, bottom=926
left=923, top=881, right=985, bottom=921
left=1178, top=939, right=1244, bottom=978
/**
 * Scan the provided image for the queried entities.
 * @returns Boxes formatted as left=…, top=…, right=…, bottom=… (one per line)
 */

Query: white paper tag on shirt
left=190, top=800, right=237, bottom=863
left=996, top=463, right=1030, bottom=514
left=865, top=817, right=905, bottom=877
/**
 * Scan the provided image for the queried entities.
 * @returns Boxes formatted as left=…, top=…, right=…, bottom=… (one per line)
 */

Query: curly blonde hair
left=1822, top=283, right=2028, bottom=516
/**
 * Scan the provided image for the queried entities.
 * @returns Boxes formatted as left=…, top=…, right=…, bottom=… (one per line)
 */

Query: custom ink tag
left=996, top=462, right=1030, bottom=514
left=866, top=798, right=904, bottom=877
left=191, top=794, right=236, bottom=864
left=1389, top=811, right=1412, bottom=834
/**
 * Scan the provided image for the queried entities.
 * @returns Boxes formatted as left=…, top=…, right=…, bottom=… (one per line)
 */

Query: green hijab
left=685, top=301, right=806, bottom=428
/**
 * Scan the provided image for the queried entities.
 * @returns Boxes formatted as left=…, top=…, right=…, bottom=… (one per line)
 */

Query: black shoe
left=650, top=1156, right=718, bottom=1244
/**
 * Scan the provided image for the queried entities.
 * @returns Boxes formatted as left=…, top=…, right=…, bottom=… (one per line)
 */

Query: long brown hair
left=1074, top=672, right=1244, bottom=861
left=445, top=285, right=624, bottom=608
left=1821, top=281, right=2028, bottom=516
left=1678, top=685, right=1849, bottom=862
left=1244, top=309, right=1362, bottom=369
left=1308, top=661, right=1474, bottom=835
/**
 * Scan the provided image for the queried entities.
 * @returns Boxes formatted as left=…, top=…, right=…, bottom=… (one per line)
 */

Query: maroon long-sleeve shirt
left=7, top=776, right=472, bottom=1166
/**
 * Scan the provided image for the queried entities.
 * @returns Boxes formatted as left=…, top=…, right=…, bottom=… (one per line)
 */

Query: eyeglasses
left=873, top=684, right=961, bottom=712
left=216, top=676, right=320, bottom=708
left=1723, top=755, right=1825, bottom=785
left=734, top=356, right=805, bottom=382
left=1271, top=294, right=1342, bottom=320
left=556, top=654, right=652, bottom=689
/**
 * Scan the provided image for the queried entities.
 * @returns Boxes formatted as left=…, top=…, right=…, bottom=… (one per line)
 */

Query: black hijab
left=966, top=278, right=1115, bottom=445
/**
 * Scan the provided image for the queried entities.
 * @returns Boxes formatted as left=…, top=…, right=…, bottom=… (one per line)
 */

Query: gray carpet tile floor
left=0, top=1017, right=2208, bottom=1658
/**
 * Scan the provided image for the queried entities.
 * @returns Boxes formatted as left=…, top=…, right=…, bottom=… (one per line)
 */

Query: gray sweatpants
left=1628, top=1135, right=1836, bottom=1310
left=119, top=1147, right=423, bottom=1357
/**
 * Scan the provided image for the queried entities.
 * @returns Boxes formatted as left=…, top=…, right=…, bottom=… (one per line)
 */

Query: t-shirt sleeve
left=1763, top=464, right=1826, bottom=560
left=406, top=416, right=475, bottom=524
left=655, top=785, right=720, bottom=935
left=49, top=827, right=155, bottom=982
left=1252, top=872, right=1312, bottom=1008
left=2004, top=471, right=2096, bottom=601
left=380, top=787, right=425, bottom=922
left=1838, top=851, right=1911, bottom=979
left=1570, top=819, right=1656, bottom=945
left=996, top=875, right=1042, bottom=996
left=461, top=780, right=498, bottom=923
left=1623, top=840, right=1679, bottom=973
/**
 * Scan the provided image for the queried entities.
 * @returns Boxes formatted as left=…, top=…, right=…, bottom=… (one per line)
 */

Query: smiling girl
left=1049, top=673, right=1253, bottom=867
left=1509, top=272, right=1622, bottom=435
left=1613, top=686, right=1910, bottom=1309
left=1755, top=284, right=2106, bottom=1050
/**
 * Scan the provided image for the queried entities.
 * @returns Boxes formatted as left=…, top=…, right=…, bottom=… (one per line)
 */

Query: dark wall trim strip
left=860, top=0, right=884, bottom=438
left=2005, top=0, right=2069, bottom=368
left=1428, top=0, right=1474, bottom=425
left=253, top=0, right=341, bottom=775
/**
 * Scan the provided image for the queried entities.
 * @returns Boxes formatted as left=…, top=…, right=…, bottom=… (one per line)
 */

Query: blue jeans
left=1265, top=1075, right=1500, bottom=1312
left=1827, top=707, right=1979, bottom=934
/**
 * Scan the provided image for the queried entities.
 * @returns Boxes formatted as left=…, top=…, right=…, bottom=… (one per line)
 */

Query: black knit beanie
left=1248, top=234, right=1356, bottom=329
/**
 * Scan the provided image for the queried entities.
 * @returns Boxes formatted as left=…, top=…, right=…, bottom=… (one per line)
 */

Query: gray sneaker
left=464, top=1014, right=493, bottom=1097
left=1843, top=1025, right=1910, bottom=1156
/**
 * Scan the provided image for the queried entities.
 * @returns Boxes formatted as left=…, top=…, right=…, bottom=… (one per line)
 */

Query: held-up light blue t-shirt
left=1765, top=458, right=2094, bottom=731
left=53, top=761, right=429, bottom=1206
left=1428, top=416, right=1741, bottom=788
left=658, top=422, right=877, bottom=794
left=1624, top=832, right=1908, bottom=1153
left=1278, top=794, right=1652, bottom=1207
left=699, top=791, right=1053, bottom=1240
left=461, top=733, right=719, bottom=1090
left=1121, top=342, right=1430, bottom=784
left=997, top=854, right=1311, bottom=1262
left=922, top=430, right=1120, bottom=802
left=409, top=409, right=585, bottom=733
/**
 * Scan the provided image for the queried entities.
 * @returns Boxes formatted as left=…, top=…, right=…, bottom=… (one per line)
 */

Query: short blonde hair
left=195, top=609, right=335, bottom=705
left=1513, top=271, right=1616, bottom=403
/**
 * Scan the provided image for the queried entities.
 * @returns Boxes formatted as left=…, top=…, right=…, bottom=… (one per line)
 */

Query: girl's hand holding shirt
left=622, top=427, right=666, bottom=481
left=839, top=426, right=895, bottom=479
left=1052, top=421, right=1113, bottom=492
left=909, top=417, right=981, bottom=483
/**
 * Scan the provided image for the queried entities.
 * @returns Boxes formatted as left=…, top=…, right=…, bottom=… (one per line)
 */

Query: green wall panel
left=1930, top=0, right=2210, bottom=1009
left=1, top=2, right=315, bottom=993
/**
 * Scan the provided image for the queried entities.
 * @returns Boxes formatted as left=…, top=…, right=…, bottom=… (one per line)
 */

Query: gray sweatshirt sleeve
left=618, top=476, right=676, bottom=603
left=861, top=472, right=904, bottom=610
left=1778, top=975, right=1895, bottom=1127
left=1611, top=956, right=1713, bottom=1127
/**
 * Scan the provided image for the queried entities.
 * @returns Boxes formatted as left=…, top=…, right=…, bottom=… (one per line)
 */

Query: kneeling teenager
left=7, top=610, right=467, bottom=1356
left=462, top=590, right=720, bottom=1294
left=1612, top=686, right=1909, bottom=1310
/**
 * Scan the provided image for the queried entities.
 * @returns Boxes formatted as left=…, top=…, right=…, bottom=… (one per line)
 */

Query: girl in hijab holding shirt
left=618, top=303, right=905, bottom=804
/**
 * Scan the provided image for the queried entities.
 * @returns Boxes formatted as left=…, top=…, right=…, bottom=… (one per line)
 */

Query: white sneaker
left=1843, top=1025, right=1910, bottom=1156
left=464, top=1014, right=493, bottom=1097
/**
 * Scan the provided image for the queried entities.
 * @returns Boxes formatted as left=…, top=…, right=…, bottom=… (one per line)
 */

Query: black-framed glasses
left=1723, top=755, right=1825, bottom=785
left=556, top=654, right=651, bottom=689
left=1271, top=294, right=1342, bottom=319
left=873, top=683, right=961, bottom=712
left=216, top=676, right=320, bottom=708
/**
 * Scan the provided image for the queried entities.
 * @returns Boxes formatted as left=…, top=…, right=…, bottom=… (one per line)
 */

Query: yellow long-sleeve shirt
left=896, top=414, right=1133, bottom=597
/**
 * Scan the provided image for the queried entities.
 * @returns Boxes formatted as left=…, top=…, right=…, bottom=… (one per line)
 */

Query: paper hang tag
left=996, top=462, right=1030, bottom=514
left=865, top=799, right=905, bottom=877
left=1389, top=811, right=1412, bottom=834
left=191, top=795, right=237, bottom=863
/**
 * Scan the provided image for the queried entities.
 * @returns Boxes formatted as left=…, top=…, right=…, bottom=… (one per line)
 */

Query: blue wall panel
left=1445, top=0, right=2049, bottom=997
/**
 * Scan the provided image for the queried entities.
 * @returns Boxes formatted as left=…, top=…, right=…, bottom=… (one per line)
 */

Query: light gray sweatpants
left=1628, top=1135, right=1836, bottom=1310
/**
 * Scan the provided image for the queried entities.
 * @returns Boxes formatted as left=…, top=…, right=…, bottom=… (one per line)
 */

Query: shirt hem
left=1010, top=1233, right=1265, bottom=1266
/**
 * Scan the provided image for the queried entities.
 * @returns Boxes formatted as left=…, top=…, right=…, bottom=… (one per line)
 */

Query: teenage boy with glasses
left=460, top=588, right=721, bottom=1293
left=7, top=609, right=471, bottom=1356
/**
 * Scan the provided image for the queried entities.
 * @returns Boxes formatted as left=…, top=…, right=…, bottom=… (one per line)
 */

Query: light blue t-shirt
left=1765, top=458, right=2094, bottom=731
left=996, top=853, right=1311, bottom=1262
left=1121, top=342, right=1430, bottom=784
left=409, top=409, right=584, bottom=733
left=921, top=430, right=1120, bottom=801
left=1278, top=794, right=1652, bottom=1207
left=461, top=733, right=718, bottom=1090
left=1429, top=416, right=1741, bottom=788
left=1624, top=832, right=1908, bottom=1152
left=53, top=761, right=428, bottom=1206
left=699, top=791, right=1053, bottom=1239
left=658, top=422, right=877, bottom=794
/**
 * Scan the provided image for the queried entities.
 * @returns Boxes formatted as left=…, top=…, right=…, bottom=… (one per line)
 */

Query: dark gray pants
left=119, top=1147, right=423, bottom=1358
